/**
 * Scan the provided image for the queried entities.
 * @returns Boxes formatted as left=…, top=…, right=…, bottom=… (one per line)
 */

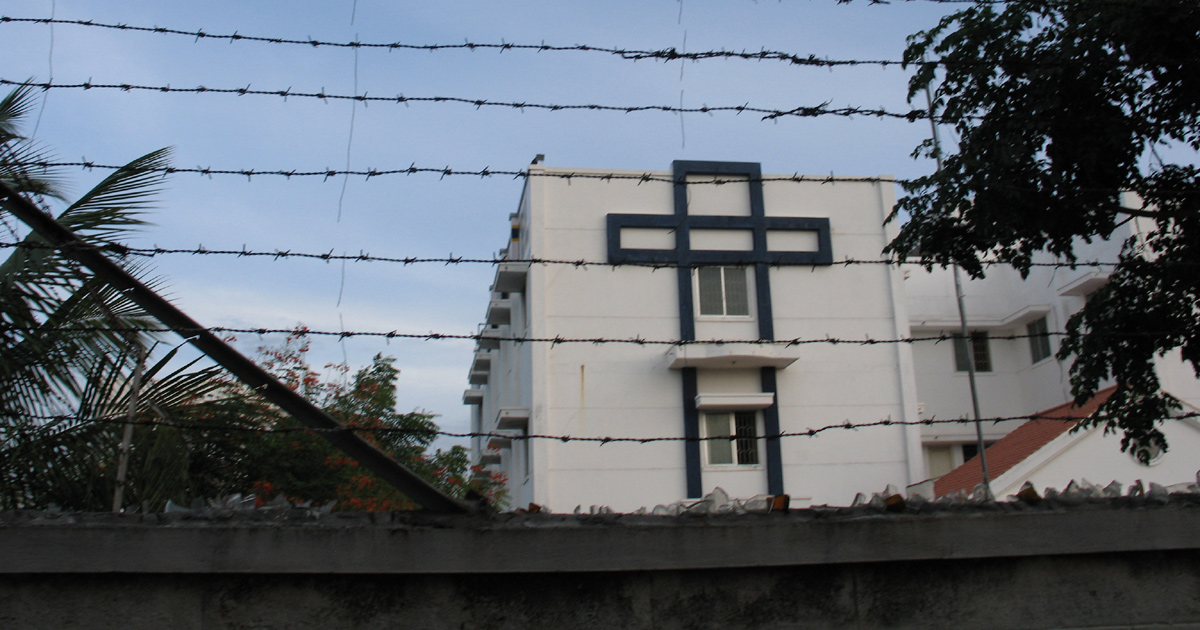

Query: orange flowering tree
left=189, top=330, right=507, bottom=510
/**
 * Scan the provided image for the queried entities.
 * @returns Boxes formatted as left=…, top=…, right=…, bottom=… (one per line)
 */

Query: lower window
left=704, top=411, right=760, bottom=466
left=924, top=442, right=997, bottom=479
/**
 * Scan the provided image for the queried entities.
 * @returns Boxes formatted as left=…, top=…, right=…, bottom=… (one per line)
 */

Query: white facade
left=467, top=161, right=921, bottom=512
left=467, top=162, right=1200, bottom=511
left=987, top=414, right=1200, bottom=498
left=907, top=207, right=1200, bottom=481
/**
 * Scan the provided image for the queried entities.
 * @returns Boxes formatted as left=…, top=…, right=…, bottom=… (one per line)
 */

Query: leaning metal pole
left=0, top=182, right=474, bottom=513
left=922, top=79, right=991, bottom=491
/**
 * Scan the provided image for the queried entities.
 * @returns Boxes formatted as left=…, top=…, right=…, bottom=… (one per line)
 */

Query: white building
left=907, top=206, right=1200, bottom=481
left=931, top=386, right=1200, bottom=499
left=465, top=160, right=1200, bottom=511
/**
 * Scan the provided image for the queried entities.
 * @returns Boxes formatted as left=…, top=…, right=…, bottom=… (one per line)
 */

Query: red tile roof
left=933, top=386, right=1118, bottom=497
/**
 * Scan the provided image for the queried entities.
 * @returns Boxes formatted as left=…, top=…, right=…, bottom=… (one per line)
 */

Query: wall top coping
left=3, top=497, right=1199, bottom=575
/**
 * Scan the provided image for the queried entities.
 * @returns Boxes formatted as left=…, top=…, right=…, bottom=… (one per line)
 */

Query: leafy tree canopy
left=891, top=0, right=1200, bottom=455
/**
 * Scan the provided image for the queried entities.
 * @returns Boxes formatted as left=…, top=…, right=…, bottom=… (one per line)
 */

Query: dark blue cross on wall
left=605, top=160, right=833, bottom=498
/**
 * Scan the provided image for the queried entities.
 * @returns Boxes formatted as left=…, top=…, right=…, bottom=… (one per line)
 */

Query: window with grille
left=953, top=332, right=992, bottom=372
left=696, top=266, right=750, bottom=317
left=703, top=411, right=760, bottom=466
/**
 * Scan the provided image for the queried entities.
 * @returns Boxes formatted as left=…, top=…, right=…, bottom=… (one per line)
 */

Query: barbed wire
left=0, top=78, right=925, bottom=122
left=0, top=240, right=1134, bottom=270
left=0, top=12, right=1168, bottom=69
left=0, top=16, right=906, bottom=69
left=0, top=324, right=1154, bottom=346
left=22, top=160, right=1198, bottom=197
left=15, top=159, right=905, bottom=184
left=6, top=409, right=1196, bottom=444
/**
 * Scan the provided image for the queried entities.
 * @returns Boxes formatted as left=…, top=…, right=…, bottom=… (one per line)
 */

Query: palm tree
left=0, top=84, right=225, bottom=510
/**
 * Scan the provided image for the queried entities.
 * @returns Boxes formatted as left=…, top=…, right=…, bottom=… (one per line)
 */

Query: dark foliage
left=891, top=0, right=1200, bottom=456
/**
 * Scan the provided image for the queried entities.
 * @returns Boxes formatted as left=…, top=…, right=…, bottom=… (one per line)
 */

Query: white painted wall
left=470, top=164, right=919, bottom=511
left=905, top=214, right=1200, bottom=483
left=468, top=167, right=1200, bottom=510
left=991, top=418, right=1200, bottom=498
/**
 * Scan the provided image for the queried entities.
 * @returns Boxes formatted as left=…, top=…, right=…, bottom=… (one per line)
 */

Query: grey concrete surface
left=3, top=499, right=1200, bottom=628
left=3, top=552, right=1200, bottom=629
left=4, top=499, right=1200, bottom=574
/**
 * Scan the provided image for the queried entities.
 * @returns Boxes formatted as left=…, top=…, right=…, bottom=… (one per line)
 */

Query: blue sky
left=4, top=0, right=957, bottom=449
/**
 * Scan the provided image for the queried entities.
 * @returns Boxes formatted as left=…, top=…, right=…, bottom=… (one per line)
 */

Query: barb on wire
left=0, top=240, right=1141, bottom=270
left=0, top=78, right=926, bottom=122
left=8, top=409, right=1198, bottom=443
left=0, top=323, right=1158, bottom=347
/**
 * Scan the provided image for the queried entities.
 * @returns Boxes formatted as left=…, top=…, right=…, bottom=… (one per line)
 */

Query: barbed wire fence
left=0, top=13, right=1167, bottom=69
left=15, top=160, right=1195, bottom=196
left=0, top=78, right=928, bottom=122
left=0, top=323, right=1173, bottom=347
left=0, top=2, right=1179, bottom=495
left=0, top=240, right=1142, bottom=268
left=7, top=410, right=1195, bottom=445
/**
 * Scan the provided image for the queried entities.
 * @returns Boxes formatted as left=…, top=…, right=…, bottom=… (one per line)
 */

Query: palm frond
left=0, top=84, right=222, bottom=511
left=77, top=344, right=224, bottom=421
left=0, top=84, right=39, bottom=141
left=56, top=147, right=173, bottom=241
left=0, top=275, right=157, bottom=416
left=0, top=84, right=67, bottom=199
left=0, top=139, right=67, bottom=199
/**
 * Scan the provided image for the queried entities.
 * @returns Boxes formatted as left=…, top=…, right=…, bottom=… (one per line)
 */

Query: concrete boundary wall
left=4, top=501, right=1200, bottom=629
left=4, top=502, right=1199, bottom=574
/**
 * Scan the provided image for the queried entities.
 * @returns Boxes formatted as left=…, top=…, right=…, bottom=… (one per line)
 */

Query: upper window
left=703, top=411, right=760, bottom=466
left=953, top=332, right=992, bottom=372
left=1026, top=316, right=1052, bottom=364
left=697, top=266, right=750, bottom=317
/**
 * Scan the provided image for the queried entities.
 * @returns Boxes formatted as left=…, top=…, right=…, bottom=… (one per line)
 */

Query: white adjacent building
left=907, top=204, right=1200, bottom=482
left=932, top=385, right=1200, bottom=499
left=465, top=160, right=1200, bottom=511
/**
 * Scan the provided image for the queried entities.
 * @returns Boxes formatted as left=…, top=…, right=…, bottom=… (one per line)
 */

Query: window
left=1026, top=316, right=1052, bottom=364
left=961, top=441, right=995, bottom=462
left=703, top=411, right=760, bottom=466
left=953, top=332, right=992, bottom=372
left=697, top=266, right=750, bottom=317
left=925, top=442, right=996, bottom=479
left=925, top=445, right=956, bottom=479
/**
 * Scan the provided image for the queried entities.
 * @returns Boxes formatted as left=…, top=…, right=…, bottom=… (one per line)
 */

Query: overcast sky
left=5, top=0, right=958, bottom=450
